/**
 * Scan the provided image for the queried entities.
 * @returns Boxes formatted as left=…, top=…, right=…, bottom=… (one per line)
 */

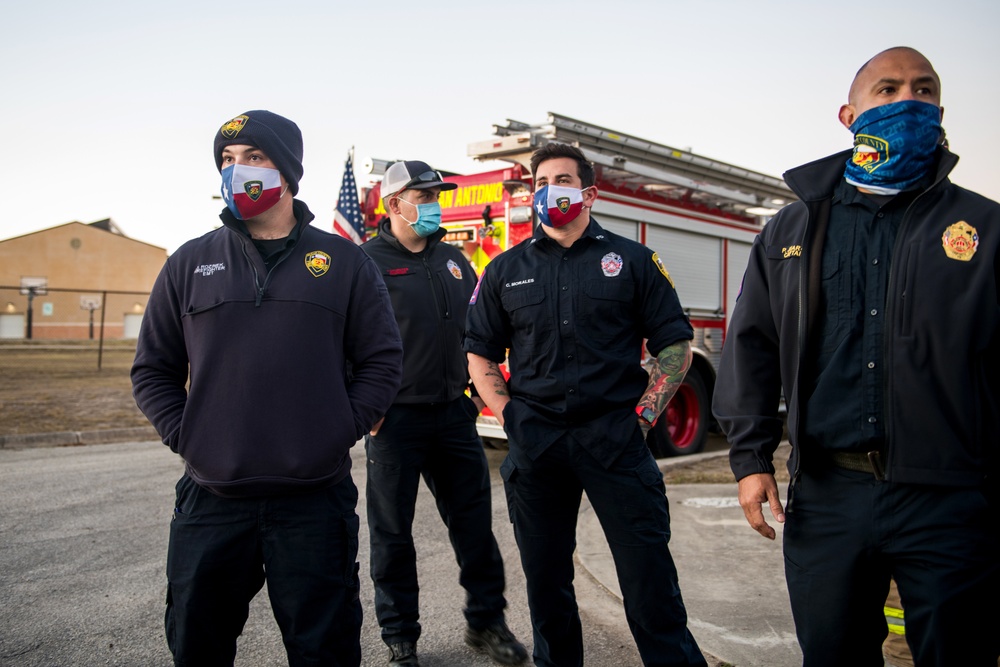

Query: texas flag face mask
left=534, top=184, right=585, bottom=228
left=221, top=163, right=285, bottom=220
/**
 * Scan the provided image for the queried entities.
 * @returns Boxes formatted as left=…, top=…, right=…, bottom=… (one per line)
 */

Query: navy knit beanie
left=213, top=110, right=304, bottom=195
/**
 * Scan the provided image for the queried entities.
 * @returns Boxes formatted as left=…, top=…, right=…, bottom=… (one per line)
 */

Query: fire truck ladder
left=469, top=112, right=796, bottom=218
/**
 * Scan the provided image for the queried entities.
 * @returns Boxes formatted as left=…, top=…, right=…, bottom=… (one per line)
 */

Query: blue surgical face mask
left=843, top=100, right=942, bottom=195
left=397, top=197, right=442, bottom=237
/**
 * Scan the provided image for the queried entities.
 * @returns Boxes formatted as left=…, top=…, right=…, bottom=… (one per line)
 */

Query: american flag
left=333, top=150, right=364, bottom=243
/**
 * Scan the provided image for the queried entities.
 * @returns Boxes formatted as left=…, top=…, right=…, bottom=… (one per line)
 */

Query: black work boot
left=387, top=641, right=419, bottom=666
left=465, top=621, right=529, bottom=665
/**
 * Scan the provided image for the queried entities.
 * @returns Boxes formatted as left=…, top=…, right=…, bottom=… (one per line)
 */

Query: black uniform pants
left=500, top=429, right=706, bottom=667
left=784, top=464, right=999, bottom=667
left=365, top=397, right=507, bottom=645
left=165, top=474, right=362, bottom=667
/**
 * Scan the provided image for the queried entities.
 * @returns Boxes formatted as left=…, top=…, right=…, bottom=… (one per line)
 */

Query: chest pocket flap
left=501, top=284, right=546, bottom=311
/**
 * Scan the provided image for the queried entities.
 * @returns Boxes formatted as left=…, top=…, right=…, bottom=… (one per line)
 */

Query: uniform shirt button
left=867, top=361, right=875, bottom=369
left=562, top=319, right=569, bottom=325
left=868, top=416, right=877, bottom=424
left=870, top=309, right=878, bottom=316
left=872, top=258, right=879, bottom=265
left=562, top=285, right=568, bottom=291
left=568, top=388, right=575, bottom=394
left=877, top=212, right=885, bottom=218
left=567, top=354, right=574, bottom=360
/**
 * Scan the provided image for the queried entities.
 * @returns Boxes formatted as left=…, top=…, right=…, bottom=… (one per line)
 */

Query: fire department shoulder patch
left=220, top=114, right=249, bottom=139
left=447, top=259, right=463, bottom=279
left=601, top=252, right=623, bottom=277
left=651, top=252, right=675, bottom=287
left=304, top=250, right=331, bottom=277
left=941, top=221, right=978, bottom=261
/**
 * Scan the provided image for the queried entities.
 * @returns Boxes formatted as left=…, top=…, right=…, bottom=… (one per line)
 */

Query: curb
left=575, top=448, right=732, bottom=603
left=573, top=449, right=729, bottom=602
left=577, top=448, right=734, bottom=666
left=656, top=448, right=731, bottom=472
left=0, top=426, right=159, bottom=449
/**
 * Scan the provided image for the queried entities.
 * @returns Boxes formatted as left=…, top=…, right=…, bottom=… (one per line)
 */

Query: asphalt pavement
left=0, top=437, right=801, bottom=666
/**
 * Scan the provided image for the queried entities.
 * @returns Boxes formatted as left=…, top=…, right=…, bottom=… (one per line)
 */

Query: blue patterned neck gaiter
left=844, top=100, right=942, bottom=195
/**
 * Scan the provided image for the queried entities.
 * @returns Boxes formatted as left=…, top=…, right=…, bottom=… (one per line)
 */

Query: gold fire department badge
left=941, top=221, right=979, bottom=261
left=220, top=114, right=249, bottom=139
left=304, top=251, right=331, bottom=277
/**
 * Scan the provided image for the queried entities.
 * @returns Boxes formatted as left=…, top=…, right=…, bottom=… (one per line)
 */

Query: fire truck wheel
left=647, top=367, right=709, bottom=458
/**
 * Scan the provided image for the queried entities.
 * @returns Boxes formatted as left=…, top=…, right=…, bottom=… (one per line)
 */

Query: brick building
left=0, top=220, right=167, bottom=339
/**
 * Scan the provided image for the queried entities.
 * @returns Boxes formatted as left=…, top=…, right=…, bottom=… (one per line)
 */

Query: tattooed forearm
left=467, top=352, right=512, bottom=425
left=483, top=363, right=510, bottom=397
left=637, top=340, right=692, bottom=419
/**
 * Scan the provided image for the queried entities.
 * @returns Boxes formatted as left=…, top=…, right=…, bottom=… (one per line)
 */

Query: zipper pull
left=255, top=287, right=264, bottom=307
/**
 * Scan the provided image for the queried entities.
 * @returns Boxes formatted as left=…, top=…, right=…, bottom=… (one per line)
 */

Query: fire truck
left=359, top=113, right=795, bottom=457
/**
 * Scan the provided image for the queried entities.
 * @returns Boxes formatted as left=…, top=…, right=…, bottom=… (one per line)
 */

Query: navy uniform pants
left=500, top=429, right=706, bottom=667
left=365, top=396, right=508, bottom=645
left=165, top=474, right=362, bottom=667
left=784, top=464, right=1000, bottom=667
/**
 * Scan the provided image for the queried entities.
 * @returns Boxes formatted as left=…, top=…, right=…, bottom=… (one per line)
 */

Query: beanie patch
left=220, top=115, right=249, bottom=139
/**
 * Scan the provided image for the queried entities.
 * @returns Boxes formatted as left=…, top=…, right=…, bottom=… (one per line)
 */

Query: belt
left=828, top=450, right=886, bottom=480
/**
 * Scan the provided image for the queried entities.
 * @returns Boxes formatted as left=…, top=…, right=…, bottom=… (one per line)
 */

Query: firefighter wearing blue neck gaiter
left=843, top=99, right=943, bottom=195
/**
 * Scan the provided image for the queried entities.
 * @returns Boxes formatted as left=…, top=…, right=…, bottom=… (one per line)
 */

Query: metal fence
left=0, top=286, right=150, bottom=369
left=0, top=285, right=151, bottom=341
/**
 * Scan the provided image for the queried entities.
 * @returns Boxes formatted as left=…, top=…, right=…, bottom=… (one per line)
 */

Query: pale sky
left=2, top=0, right=997, bottom=253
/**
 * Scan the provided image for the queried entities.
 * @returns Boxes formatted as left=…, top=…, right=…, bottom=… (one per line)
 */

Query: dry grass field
left=0, top=340, right=785, bottom=488
left=0, top=341, right=150, bottom=435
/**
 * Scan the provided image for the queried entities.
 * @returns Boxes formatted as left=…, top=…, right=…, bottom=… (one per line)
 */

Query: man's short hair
left=530, top=143, right=596, bottom=189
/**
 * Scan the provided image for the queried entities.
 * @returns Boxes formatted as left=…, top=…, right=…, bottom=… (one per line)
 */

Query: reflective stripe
left=885, top=605, right=906, bottom=635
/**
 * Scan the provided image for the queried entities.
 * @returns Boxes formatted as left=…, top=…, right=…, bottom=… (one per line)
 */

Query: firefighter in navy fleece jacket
left=131, top=110, right=402, bottom=667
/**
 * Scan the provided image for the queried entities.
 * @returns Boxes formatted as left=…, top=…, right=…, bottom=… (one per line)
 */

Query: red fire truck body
left=362, top=166, right=536, bottom=274
left=358, top=113, right=795, bottom=456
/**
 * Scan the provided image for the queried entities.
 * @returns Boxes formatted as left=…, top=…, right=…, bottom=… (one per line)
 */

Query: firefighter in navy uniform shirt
left=464, top=143, right=707, bottom=667
left=362, top=160, right=527, bottom=667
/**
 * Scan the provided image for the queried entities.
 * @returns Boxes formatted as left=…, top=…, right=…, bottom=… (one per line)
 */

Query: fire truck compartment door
left=645, top=227, right=721, bottom=312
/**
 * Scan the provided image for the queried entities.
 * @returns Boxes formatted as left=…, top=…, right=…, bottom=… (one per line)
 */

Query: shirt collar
left=836, top=177, right=924, bottom=212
